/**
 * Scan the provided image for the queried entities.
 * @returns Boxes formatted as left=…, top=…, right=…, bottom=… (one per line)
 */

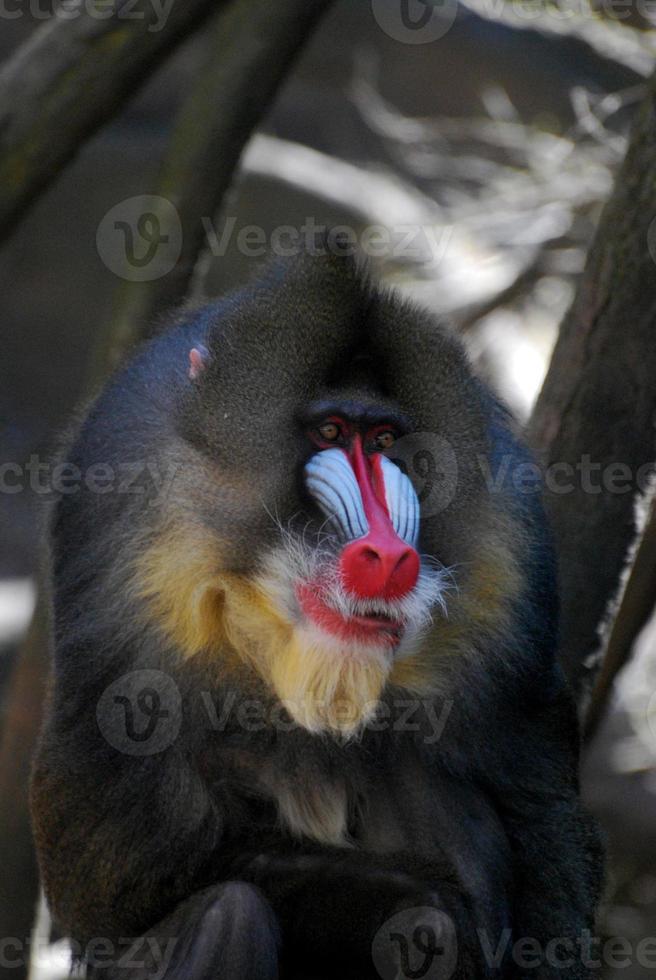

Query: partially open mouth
left=296, top=583, right=404, bottom=647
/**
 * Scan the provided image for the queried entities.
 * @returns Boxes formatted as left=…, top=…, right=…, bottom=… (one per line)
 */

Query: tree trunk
left=528, top=75, right=656, bottom=702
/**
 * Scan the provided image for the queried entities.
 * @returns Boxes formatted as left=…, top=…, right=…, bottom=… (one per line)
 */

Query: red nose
left=337, top=436, right=420, bottom=601
left=340, top=535, right=420, bottom=600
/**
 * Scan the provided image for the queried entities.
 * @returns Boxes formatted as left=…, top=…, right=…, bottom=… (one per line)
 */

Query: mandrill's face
left=238, top=397, right=451, bottom=735
left=141, top=252, right=496, bottom=737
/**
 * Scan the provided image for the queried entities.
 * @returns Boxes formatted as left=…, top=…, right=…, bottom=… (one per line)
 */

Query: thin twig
left=0, top=0, right=220, bottom=243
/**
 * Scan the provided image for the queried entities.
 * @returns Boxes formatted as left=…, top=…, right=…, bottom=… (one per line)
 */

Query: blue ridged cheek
left=378, top=455, right=420, bottom=548
left=304, top=449, right=420, bottom=548
left=304, top=449, right=368, bottom=542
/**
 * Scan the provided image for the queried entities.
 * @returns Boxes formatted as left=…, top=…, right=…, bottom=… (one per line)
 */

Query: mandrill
left=31, top=250, right=602, bottom=980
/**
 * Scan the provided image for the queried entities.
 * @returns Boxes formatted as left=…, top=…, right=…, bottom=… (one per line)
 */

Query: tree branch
left=98, top=0, right=334, bottom=370
left=528, top=73, right=656, bottom=701
left=584, top=496, right=656, bottom=741
left=0, top=0, right=220, bottom=243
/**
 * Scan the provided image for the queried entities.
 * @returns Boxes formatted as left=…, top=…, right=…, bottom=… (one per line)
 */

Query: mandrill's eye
left=318, top=421, right=341, bottom=442
left=374, top=430, right=396, bottom=450
left=308, top=416, right=349, bottom=449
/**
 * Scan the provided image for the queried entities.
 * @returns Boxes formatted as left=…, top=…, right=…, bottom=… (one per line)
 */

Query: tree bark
left=584, top=497, right=656, bottom=741
left=97, top=0, right=334, bottom=372
left=0, top=0, right=220, bottom=243
left=528, top=75, right=656, bottom=702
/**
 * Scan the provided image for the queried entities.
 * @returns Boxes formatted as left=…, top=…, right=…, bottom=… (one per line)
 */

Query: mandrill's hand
left=231, top=850, right=487, bottom=979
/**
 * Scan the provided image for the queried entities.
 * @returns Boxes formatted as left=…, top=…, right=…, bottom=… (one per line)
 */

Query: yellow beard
left=135, top=529, right=391, bottom=736
left=221, top=577, right=391, bottom=736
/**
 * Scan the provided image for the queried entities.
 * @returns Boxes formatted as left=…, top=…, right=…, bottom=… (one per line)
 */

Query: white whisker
left=256, top=531, right=451, bottom=648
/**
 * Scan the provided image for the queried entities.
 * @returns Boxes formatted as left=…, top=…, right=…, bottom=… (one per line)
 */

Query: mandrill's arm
left=30, top=719, right=227, bottom=956
left=484, top=677, right=604, bottom=980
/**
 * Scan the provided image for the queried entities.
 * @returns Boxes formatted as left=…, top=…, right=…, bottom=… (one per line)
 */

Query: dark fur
left=31, top=252, right=603, bottom=979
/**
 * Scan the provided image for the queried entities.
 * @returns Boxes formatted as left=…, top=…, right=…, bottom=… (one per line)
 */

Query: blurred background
left=1, top=1, right=656, bottom=977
